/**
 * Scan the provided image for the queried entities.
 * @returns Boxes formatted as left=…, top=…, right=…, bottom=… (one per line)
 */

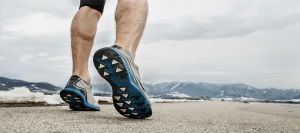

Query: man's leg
left=71, top=0, right=147, bottom=82
left=114, top=0, right=148, bottom=57
left=71, top=6, right=101, bottom=82
left=93, top=0, right=152, bottom=118
left=60, top=0, right=106, bottom=111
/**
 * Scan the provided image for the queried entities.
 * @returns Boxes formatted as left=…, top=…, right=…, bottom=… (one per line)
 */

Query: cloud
left=45, top=56, right=71, bottom=61
left=18, top=55, right=33, bottom=61
left=19, top=58, right=26, bottom=62
left=192, top=72, right=235, bottom=75
left=0, top=33, right=72, bottom=83
left=0, top=0, right=78, bottom=23
left=0, top=0, right=300, bottom=89
left=38, top=53, right=49, bottom=57
left=24, top=55, right=33, bottom=59
left=143, top=3, right=300, bottom=43
left=3, top=13, right=71, bottom=36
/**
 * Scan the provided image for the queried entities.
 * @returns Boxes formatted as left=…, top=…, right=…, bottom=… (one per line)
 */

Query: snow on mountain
left=170, top=84, right=180, bottom=91
left=0, top=77, right=61, bottom=94
left=150, top=79, right=172, bottom=85
left=141, top=81, right=300, bottom=100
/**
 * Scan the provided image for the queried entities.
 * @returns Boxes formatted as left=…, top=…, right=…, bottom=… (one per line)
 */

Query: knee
left=71, top=22, right=96, bottom=41
left=72, top=29, right=95, bottom=41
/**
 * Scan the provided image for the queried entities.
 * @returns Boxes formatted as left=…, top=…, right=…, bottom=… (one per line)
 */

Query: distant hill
left=142, top=81, right=300, bottom=100
left=1, top=76, right=300, bottom=100
left=0, top=77, right=61, bottom=94
left=93, top=81, right=300, bottom=100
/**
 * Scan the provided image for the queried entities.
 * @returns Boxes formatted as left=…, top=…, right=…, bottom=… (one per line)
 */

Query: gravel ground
left=0, top=101, right=299, bottom=133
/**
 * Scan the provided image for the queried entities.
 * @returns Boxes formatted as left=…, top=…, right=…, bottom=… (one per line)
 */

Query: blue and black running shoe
left=93, top=45, right=152, bottom=119
left=60, top=75, right=100, bottom=111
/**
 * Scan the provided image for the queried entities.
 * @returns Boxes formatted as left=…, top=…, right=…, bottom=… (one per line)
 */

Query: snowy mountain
left=80, top=81, right=300, bottom=100
left=1, top=76, right=300, bottom=100
left=92, top=81, right=300, bottom=100
left=0, top=77, right=61, bottom=94
left=142, top=81, right=300, bottom=100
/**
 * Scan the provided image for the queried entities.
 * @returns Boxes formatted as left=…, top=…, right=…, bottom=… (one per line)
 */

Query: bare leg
left=115, top=0, right=148, bottom=57
left=71, top=6, right=101, bottom=82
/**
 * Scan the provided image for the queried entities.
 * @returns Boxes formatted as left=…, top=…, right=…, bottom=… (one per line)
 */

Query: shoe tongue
left=112, top=45, right=135, bottom=61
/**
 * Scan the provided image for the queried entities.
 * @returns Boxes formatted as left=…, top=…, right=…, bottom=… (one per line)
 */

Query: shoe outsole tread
left=93, top=48, right=152, bottom=119
left=60, top=87, right=100, bottom=111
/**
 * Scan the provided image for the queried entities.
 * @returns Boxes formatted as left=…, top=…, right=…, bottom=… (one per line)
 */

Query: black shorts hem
left=80, top=4, right=104, bottom=14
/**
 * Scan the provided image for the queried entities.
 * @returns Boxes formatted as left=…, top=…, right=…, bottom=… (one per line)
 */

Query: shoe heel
left=60, top=87, right=100, bottom=111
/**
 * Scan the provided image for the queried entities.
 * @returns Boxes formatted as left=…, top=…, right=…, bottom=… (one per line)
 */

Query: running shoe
left=60, top=75, right=100, bottom=111
left=93, top=45, right=152, bottom=118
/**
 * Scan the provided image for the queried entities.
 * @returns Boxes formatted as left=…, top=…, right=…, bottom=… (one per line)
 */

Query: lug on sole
left=93, top=48, right=152, bottom=119
left=60, top=88, right=100, bottom=111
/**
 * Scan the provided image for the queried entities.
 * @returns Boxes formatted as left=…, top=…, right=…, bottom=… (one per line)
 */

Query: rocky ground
left=0, top=101, right=299, bottom=133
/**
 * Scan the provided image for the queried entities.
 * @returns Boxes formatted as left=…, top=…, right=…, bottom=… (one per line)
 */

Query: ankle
left=72, top=73, right=91, bottom=83
left=79, top=75, right=91, bottom=83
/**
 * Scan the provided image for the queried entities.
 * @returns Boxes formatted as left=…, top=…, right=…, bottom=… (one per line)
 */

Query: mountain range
left=1, top=77, right=300, bottom=100
left=140, top=81, right=300, bottom=100
left=0, top=77, right=61, bottom=94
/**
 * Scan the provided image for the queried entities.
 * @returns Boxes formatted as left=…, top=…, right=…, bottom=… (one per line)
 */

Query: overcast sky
left=0, top=0, right=300, bottom=89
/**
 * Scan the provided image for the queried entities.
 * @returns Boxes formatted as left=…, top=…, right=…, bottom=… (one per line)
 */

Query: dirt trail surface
left=0, top=101, right=299, bottom=133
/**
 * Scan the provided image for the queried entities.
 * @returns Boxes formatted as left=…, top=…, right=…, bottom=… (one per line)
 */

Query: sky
left=0, top=0, right=300, bottom=89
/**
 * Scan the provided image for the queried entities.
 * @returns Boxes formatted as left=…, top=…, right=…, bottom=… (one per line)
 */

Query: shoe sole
left=60, top=87, right=100, bottom=111
left=93, top=47, right=152, bottom=119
